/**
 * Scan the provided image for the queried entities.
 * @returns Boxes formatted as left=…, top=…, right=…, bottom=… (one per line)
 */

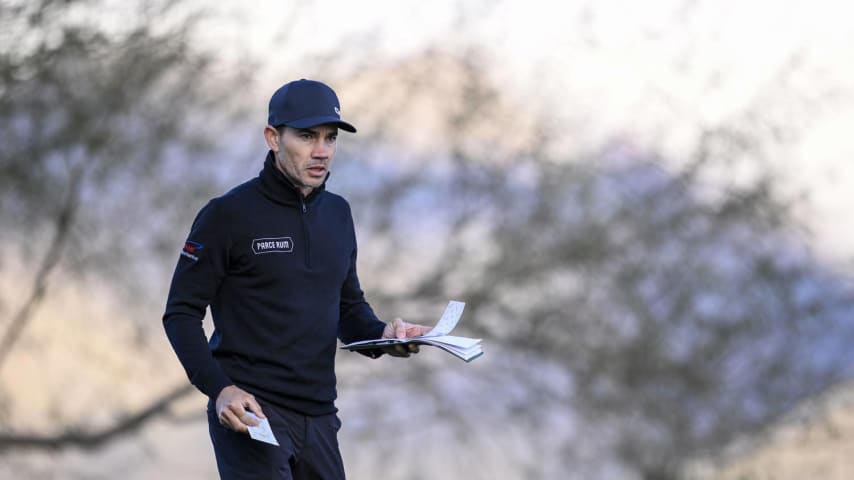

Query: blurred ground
left=0, top=400, right=217, bottom=480
left=2, top=380, right=854, bottom=479
left=692, top=381, right=854, bottom=480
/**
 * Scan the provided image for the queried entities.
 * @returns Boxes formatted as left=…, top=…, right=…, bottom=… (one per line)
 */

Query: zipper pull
left=301, top=200, right=306, bottom=214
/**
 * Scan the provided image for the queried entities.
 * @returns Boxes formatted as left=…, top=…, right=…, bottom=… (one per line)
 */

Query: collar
left=257, top=150, right=328, bottom=206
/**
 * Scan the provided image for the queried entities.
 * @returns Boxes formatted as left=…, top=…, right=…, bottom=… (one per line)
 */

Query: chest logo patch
left=252, top=237, right=294, bottom=254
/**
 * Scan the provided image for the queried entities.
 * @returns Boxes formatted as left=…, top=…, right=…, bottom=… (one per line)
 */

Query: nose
left=312, top=139, right=333, bottom=158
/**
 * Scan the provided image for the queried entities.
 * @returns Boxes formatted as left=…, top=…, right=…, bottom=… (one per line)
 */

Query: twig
left=0, top=383, right=196, bottom=452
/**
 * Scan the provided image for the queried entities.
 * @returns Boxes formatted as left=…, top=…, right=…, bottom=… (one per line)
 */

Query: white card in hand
left=245, top=412, right=279, bottom=446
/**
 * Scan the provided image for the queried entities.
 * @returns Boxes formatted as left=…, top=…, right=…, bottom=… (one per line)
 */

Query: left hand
left=381, top=317, right=432, bottom=357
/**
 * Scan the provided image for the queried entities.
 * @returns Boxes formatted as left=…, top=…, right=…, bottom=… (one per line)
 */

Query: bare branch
left=0, top=164, right=83, bottom=373
left=0, top=383, right=195, bottom=452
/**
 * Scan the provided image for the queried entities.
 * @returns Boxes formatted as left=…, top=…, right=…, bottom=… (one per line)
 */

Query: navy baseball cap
left=267, top=79, right=356, bottom=133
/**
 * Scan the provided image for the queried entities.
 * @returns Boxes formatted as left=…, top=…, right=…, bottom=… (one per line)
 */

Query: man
left=163, top=78, right=430, bottom=479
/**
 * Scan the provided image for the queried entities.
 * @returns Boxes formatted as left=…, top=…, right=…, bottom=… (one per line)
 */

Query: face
left=265, top=124, right=338, bottom=196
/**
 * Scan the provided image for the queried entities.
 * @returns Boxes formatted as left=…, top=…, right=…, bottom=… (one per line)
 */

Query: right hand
left=381, top=317, right=432, bottom=357
left=215, top=385, right=266, bottom=433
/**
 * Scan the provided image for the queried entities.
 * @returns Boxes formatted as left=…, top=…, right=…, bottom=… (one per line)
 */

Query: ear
left=264, top=125, right=280, bottom=152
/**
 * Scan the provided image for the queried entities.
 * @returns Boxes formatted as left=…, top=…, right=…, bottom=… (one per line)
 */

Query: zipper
left=300, top=197, right=311, bottom=268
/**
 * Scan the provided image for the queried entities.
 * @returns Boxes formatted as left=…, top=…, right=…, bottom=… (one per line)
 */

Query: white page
left=423, top=335, right=481, bottom=348
left=340, top=300, right=470, bottom=350
left=424, top=301, right=466, bottom=337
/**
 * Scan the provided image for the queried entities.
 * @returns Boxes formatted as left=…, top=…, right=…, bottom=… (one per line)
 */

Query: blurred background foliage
left=1, top=1, right=853, bottom=479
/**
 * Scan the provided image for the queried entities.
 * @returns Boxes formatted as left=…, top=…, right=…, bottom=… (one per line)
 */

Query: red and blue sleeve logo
left=181, top=240, right=204, bottom=261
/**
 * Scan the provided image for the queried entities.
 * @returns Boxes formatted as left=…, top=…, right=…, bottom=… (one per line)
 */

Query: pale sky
left=199, top=0, right=854, bottom=266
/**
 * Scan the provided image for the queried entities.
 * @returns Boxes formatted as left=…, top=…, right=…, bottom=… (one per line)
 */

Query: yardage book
left=340, top=301, right=483, bottom=362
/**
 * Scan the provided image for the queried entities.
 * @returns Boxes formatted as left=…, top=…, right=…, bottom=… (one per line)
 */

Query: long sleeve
left=337, top=205, right=386, bottom=359
left=338, top=246, right=386, bottom=345
left=162, top=200, right=234, bottom=399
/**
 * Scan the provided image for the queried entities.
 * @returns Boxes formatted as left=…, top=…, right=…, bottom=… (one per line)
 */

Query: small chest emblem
left=252, top=237, right=294, bottom=254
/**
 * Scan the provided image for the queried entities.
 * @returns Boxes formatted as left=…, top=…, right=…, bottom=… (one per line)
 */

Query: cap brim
left=286, top=116, right=357, bottom=133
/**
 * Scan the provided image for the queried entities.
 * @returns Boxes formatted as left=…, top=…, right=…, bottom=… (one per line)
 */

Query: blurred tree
left=2, top=3, right=850, bottom=479
left=330, top=48, right=854, bottom=479
left=0, top=0, right=247, bottom=450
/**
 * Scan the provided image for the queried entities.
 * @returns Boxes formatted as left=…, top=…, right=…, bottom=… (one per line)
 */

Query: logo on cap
left=267, top=79, right=357, bottom=132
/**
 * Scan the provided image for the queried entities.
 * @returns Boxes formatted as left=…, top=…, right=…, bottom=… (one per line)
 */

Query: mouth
left=306, top=165, right=327, bottom=178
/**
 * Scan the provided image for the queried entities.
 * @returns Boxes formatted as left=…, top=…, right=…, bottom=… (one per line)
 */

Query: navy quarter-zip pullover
left=163, top=151, right=385, bottom=415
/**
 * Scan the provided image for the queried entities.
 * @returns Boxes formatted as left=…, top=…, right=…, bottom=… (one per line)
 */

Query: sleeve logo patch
left=252, top=237, right=294, bottom=254
left=181, top=240, right=204, bottom=261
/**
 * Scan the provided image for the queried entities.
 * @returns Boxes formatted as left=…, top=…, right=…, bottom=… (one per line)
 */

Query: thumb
left=394, top=318, right=407, bottom=339
left=246, top=399, right=265, bottom=419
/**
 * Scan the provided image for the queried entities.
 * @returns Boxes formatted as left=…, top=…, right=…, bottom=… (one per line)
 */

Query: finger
left=401, top=323, right=430, bottom=338
left=407, top=344, right=420, bottom=354
left=240, top=411, right=260, bottom=427
left=228, top=403, right=258, bottom=427
left=382, top=345, right=405, bottom=357
left=244, top=397, right=266, bottom=419
left=394, top=344, right=410, bottom=357
left=220, top=409, right=247, bottom=433
left=394, top=318, right=406, bottom=339
left=404, top=324, right=418, bottom=337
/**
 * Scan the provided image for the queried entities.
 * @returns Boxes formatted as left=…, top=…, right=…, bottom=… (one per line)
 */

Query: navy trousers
left=207, top=397, right=346, bottom=480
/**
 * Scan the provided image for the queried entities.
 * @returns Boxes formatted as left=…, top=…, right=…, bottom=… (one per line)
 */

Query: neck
left=298, top=185, right=314, bottom=197
left=273, top=157, right=313, bottom=197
